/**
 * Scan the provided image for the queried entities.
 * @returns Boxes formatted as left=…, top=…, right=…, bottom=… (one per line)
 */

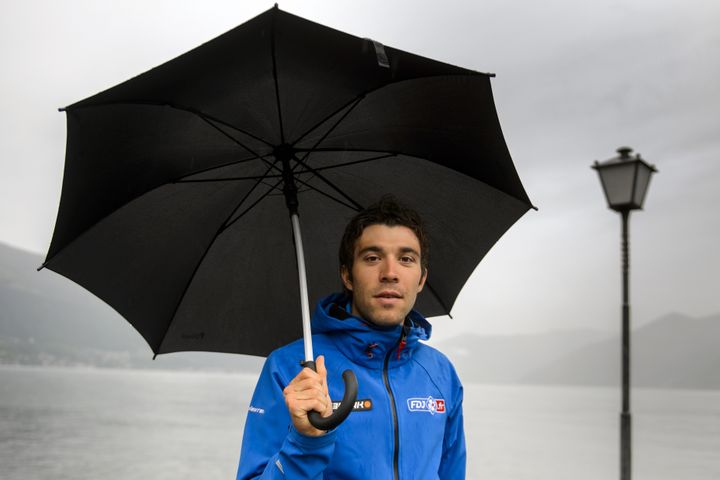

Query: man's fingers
left=286, top=396, right=330, bottom=415
left=316, top=355, right=327, bottom=378
left=282, top=356, right=334, bottom=436
left=316, top=355, right=330, bottom=398
left=283, top=380, right=326, bottom=400
left=284, top=387, right=331, bottom=424
left=312, top=356, right=333, bottom=418
left=284, top=376, right=325, bottom=394
left=285, top=370, right=321, bottom=392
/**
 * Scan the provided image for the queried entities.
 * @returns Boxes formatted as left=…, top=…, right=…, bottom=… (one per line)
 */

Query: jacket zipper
left=383, top=348, right=400, bottom=480
left=384, top=325, right=407, bottom=480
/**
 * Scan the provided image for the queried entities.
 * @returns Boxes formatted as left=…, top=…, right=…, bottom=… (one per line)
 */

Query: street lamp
left=592, top=146, right=657, bottom=480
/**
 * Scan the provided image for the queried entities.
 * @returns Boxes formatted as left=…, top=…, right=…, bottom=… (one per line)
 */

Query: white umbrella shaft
left=290, top=212, right=358, bottom=431
left=290, top=213, right=314, bottom=362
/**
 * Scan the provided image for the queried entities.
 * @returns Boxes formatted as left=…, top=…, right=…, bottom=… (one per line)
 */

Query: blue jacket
left=237, top=293, right=466, bottom=479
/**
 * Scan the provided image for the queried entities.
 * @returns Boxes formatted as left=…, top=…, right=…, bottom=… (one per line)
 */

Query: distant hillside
left=523, top=312, right=720, bottom=390
left=431, top=329, right=614, bottom=385
left=2, top=242, right=718, bottom=388
left=0, top=242, right=263, bottom=372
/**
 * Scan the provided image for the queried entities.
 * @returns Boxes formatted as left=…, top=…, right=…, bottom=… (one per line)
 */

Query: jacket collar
left=311, top=293, right=432, bottom=369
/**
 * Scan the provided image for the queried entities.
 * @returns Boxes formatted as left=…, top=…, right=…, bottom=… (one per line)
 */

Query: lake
left=0, top=365, right=718, bottom=479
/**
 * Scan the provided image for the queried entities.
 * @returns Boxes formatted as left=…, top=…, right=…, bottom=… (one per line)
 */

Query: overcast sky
left=1, top=0, right=718, bottom=340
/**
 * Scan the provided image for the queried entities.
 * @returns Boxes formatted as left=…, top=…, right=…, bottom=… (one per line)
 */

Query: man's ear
left=417, top=268, right=428, bottom=293
left=340, top=265, right=353, bottom=291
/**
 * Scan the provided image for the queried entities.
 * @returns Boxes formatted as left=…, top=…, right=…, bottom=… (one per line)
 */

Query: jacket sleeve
left=236, top=352, right=337, bottom=479
left=438, top=383, right=466, bottom=479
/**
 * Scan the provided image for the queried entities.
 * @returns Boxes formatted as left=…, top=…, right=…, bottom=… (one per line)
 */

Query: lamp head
left=592, top=147, right=657, bottom=212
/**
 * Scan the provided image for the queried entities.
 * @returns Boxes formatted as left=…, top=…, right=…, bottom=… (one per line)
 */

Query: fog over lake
left=2, top=366, right=718, bottom=479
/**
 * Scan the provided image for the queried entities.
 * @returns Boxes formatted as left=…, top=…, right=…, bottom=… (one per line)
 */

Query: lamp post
left=592, top=146, right=657, bottom=480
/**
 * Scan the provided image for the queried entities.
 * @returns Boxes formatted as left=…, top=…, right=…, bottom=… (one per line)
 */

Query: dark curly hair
left=339, top=195, right=429, bottom=288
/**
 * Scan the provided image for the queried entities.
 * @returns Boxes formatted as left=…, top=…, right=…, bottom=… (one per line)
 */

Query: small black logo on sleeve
left=332, top=398, right=373, bottom=412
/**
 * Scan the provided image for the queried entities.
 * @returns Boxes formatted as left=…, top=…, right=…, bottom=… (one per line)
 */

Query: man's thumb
left=316, top=355, right=327, bottom=378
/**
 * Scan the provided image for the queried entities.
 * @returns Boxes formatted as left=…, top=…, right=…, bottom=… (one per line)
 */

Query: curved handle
left=303, top=361, right=358, bottom=431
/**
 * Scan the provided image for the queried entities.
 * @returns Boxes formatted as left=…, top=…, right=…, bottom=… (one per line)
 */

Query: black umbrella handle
left=302, top=361, right=358, bottom=431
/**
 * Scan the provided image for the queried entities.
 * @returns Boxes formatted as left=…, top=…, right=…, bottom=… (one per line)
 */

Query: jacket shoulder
left=260, top=338, right=306, bottom=381
left=412, top=342, right=463, bottom=397
left=263, top=334, right=339, bottom=376
left=414, top=342, right=457, bottom=369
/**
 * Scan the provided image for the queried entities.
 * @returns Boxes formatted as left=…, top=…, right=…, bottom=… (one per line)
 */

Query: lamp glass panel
left=632, top=163, right=653, bottom=208
left=598, top=162, right=636, bottom=207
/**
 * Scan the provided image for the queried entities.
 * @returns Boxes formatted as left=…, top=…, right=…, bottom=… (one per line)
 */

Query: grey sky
left=1, top=0, right=718, bottom=339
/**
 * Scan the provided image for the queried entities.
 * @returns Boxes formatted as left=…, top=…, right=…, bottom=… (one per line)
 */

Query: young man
left=237, top=197, right=466, bottom=479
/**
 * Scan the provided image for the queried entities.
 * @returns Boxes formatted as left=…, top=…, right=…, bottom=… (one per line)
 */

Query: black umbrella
left=42, top=6, right=533, bottom=428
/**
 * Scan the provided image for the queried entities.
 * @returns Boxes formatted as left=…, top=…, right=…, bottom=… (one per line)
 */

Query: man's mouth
left=375, top=291, right=402, bottom=299
left=375, top=290, right=403, bottom=308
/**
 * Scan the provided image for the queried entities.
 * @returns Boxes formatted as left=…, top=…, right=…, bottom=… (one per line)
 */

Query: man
left=237, top=196, right=466, bottom=479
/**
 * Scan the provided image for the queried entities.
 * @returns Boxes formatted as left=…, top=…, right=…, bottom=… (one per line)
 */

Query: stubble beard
left=353, top=300, right=407, bottom=328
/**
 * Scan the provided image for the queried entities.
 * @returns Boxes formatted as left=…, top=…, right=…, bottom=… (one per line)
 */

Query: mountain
left=431, top=329, right=614, bottom=385
left=0, top=242, right=263, bottom=372
left=523, top=312, right=720, bottom=390
left=2, top=242, right=718, bottom=388
left=434, top=312, right=720, bottom=390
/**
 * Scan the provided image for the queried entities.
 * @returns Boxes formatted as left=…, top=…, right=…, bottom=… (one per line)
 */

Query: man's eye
left=364, top=255, right=380, bottom=262
left=400, top=256, right=416, bottom=263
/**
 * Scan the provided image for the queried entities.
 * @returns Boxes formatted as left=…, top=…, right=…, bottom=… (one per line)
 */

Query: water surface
left=1, top=366, right=717, bottom=479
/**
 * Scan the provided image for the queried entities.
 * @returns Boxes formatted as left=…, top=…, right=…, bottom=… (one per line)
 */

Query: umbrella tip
left=36, top=263, right=46, bottom=272
left=274, top=2, right=279, bottom=9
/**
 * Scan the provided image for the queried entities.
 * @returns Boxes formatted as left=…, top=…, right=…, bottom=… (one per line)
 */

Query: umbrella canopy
left=43, top=6, right=533, bottom=358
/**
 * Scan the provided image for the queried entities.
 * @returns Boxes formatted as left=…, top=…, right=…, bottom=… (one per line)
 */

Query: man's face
left=341, top=224, right=427, bottom=327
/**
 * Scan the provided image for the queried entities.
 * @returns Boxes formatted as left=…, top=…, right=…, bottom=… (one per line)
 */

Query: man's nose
left=380, top=259, right=399, bottom=282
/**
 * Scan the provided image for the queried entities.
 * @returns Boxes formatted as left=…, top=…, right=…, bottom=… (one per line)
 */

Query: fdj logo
left=406, top=396, right=446, bottom=415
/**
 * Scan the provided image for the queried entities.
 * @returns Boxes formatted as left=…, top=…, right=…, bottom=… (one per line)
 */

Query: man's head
left=339, top=196, right=429, bottom=327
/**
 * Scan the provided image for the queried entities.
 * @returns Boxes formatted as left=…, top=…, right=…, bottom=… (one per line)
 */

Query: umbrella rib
left=423, top=282, right=453, bottom=319
left=298, top=149, right=537, bottom=210
left=178, top=153, right=396, bottom=183
left=176, top=174, right=283, bottom=183
left=292, top=154, right=365, bottom=211
left=211, top=153, right=395, bottom=211
left=170, top=116, right=279, bottom=184
left=298, top=147, right=400, bottom=154
left=299, top=152, right=396, bottom=172
left=191, top=108, right=273, bottom=150
left=271, top=7, right=285, bottom=143
left=219, top=177, right=285, bottom=234
left=217, top=162, right=283, bottom=232
left=172, top=153, right=278, bottom=184
left=196, top=115, right=270, bottom=161
left=217, top=153, right=393, bottom=229
left=173, top=157, right=266, bottom=182
left=292, top=175, right=362, bottom=213
left=291, top=72, right=495, bottom=154
left=157, top=165, right=282, bottom=353
left=291, top=72, right=483, bottom=149
left=287, top=97, right=367, bottom=211
left=64, top=100, right=275, bottom=149
left=293, top=95, right=365, bottom=155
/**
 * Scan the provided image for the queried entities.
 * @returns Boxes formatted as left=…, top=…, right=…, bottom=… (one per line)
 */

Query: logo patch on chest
left=332, top=398, right=373, bottom=412
left=407, top=396, right=446, bottom=415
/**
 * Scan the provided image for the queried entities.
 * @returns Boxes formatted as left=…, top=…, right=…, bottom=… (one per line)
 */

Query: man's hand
left=283, top=355, right=333, bottom=437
